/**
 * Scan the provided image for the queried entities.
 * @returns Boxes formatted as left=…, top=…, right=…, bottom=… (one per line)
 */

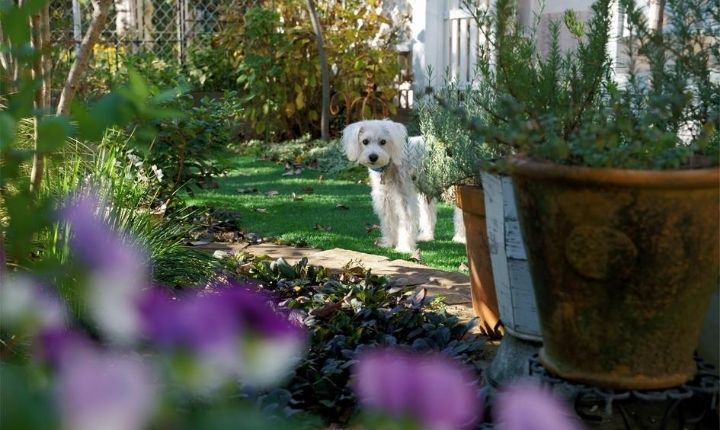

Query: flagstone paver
left=201, top=242, right=476, bottom=324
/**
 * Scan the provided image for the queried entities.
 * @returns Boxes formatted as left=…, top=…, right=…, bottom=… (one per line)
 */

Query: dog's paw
left=417, top=232, right=434, bottom=242
left=375, top=237, right=394, bottom=248
left=395, top=243, right=416, bottom=254
left=452, top=234, right=466, bottom=244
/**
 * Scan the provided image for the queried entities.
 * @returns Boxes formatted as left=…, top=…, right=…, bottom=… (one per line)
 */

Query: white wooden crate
left=481, top=172, right=542, bottom=341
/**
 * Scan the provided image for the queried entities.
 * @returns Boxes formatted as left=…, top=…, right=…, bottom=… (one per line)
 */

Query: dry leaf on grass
left=254, top=208, right=268, bottom=213
left=365, top=224, right=380, bottom=233
left=266, top=190, right=280, bottom=197
left=335, top=204, right=350, bottom=210
left=292, top=193, right=304, bottom=201
left=409, top=249, right=423, bottom=263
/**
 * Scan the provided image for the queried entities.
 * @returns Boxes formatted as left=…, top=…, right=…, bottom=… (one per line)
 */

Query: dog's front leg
left=372, top=192, right=397, bottom=248
left=394, top=195, right=419, bottom=253
left=417, top=195, right=436, bottom=242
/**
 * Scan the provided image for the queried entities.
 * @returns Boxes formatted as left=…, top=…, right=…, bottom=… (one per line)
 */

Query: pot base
left=485, top=333, right=541, bottom=388
left=539, top=348, right=696, bottom=390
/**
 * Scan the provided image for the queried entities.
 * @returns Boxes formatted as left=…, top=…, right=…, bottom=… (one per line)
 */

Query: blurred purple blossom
left=495, top=381, right=583, bottom=430
left=57, top=344, right=156, bottom=430
left=61, top=193, right=146, bottom=272
left=61, top=193, right=149, bottom=342
left=36, top=327, right=92, bottom=366
left=0, top=275, right=66, bottom=332
left=354, top=348, right=481, bottom=430
left=138, top=281, right=306, bottom=390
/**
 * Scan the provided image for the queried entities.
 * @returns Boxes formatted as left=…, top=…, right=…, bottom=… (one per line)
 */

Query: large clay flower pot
left=455, top=185, right=502, bottom=337
left=510, top=158, right=720, bottom=390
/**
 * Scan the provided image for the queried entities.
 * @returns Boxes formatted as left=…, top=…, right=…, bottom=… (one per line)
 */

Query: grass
left=186, top=155, right=468, bottom=272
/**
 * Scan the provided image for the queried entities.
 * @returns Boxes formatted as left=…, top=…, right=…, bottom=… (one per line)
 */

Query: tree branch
left=305, top=0, right=330, bottom=140
left=56, top=0, right=113, bottom=115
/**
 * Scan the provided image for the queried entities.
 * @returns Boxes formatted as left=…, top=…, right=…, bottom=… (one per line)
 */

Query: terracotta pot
left=455, top=185, right=502, bottom=337
left=510, top=158, right=720, bottom=390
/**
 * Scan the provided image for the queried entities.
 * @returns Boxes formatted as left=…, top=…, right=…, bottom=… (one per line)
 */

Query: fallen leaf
left=292, top=192, right=304, bottom=201
left=458, top=262, right=469, bottom=272
left=266, top=190, right=280, bottom=197
left=254, top=208, right=268, bottom=213
left=335, top=204, right=350, bottom=210
left=409, top=249, right=423, bottom=263
left=237, top=188, right=258, bottom=194
left=366, top=224, right=380, bottom=233
left=309, top=302, right=341, bottom=319
left=408, top=288, right=427, bottom=308
left=318, top=175, right=324, bottom=182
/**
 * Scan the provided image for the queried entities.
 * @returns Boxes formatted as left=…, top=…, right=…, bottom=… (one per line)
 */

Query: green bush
left=38, top=128, right=217, bottom=294
left=145, top=93, right=240, bottom=200
left=415, top=80, right=502, bottom=199
left=463, top=0, right=719, bottom=169
left=212, top=0, right=404, bottom=140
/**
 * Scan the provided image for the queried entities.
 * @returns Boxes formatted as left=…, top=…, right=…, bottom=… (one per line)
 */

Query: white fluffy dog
left=342, top=119, right=466, bottom=253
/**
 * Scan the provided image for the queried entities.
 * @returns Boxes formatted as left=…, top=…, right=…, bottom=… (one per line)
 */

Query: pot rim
left=508, top=157, right=720, bottom=189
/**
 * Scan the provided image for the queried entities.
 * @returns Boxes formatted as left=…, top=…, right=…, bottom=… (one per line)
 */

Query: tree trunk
left=0, top=19, right=17, bottom=93
left=305, top=0, right=330, bottom=141
left=56, top=0, right=113, bottom=116
left=30, top=9, right=48, bottom=193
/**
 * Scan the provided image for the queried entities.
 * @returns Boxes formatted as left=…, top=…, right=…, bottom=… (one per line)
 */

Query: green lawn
left=187, top=156, right=468, bottom=272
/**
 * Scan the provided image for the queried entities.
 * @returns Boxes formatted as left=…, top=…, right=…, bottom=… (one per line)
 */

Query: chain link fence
left=50, top=0, right=262, bottom=68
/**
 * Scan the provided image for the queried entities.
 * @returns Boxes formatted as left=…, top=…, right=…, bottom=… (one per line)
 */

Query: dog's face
left=341, top=120, right=407, bottom=169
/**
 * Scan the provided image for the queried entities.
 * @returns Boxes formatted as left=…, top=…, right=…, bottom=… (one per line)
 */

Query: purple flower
left=57, top=345, right=155, bottom=430
left=61, top=193, right=149, bottom=342
left=61, top=193, right=146, bottom=272
left=36, top=327, right=92, bottom=366
left=0, top=275, right=66, bottom=333
left=495, top=381, right=583, bottom=430
left=139, top=282, right=307, bottom=390
left=354, top=348, right=481, bottom=430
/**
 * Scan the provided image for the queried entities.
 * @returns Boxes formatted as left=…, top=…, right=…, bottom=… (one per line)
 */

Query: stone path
left=200, top=242, right=477, bottom=325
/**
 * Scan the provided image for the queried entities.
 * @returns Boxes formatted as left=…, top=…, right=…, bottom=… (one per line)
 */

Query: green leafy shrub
left=463, top=0, right=719, bottom=169
left=415, top=79, right=502, bottom=199
left=38, top=128, right=217, bottom=294
left=145, top=93, right=240, bottom=200
left=53, top=47, right=188, bottom=101
left=213, top=0, right=404, bottom=140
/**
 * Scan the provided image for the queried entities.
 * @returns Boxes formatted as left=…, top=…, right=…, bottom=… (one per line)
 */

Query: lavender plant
left=461, top=0, right=719, bottom=169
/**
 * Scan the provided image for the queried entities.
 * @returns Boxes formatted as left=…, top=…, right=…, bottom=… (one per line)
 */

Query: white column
left=411, top=0, right=446, bottom=93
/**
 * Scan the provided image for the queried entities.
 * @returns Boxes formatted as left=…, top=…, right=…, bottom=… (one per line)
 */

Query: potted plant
left=468, top=0, right=719, bottom=389
left=416, top=81, right=504, bottom=338
left=416, top=79, right=547, bottom=367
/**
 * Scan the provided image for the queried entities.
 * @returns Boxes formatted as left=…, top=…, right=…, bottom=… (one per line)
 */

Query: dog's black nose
left=368, top=153, right=379, bottom=163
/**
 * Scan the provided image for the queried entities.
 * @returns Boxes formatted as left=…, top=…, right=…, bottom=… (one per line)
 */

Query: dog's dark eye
left=380, top=139, right=386, bottom=146
left=362, top=139, right=369, bottom=145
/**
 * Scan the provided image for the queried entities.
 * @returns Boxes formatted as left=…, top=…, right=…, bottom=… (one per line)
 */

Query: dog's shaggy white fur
left=342, top=119, right=466, bottom=253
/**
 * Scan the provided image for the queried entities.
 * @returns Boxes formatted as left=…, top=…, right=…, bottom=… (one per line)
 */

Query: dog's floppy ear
left=342, top=122, right=363, bottom=162
left=385, top=120, right=408, bottom=166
